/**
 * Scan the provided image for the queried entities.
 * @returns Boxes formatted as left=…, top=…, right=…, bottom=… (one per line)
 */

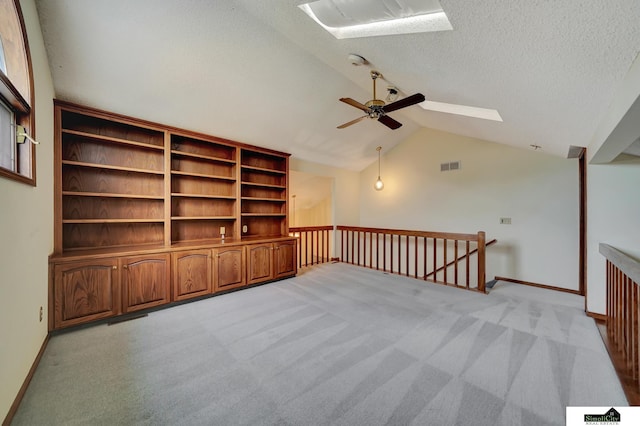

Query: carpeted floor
left=12, top=263, right=625, bottom=425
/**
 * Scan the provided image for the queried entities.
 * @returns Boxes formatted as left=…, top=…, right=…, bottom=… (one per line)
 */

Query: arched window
left=0, top=0, right=36, bottom=185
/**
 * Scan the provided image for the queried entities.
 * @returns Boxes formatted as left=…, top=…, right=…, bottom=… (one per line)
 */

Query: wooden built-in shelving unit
left=50, top=101, right=296, bottom=330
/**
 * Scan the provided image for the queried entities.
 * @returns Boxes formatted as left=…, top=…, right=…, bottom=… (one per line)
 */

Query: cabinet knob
left=123, top=265, right=128, bottom=269
left=112, top=265, right=117, bottom=270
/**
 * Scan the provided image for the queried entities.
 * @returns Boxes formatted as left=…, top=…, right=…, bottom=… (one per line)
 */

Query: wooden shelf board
left=171, top=170, right=236, bottom=181
left=63, top=219, right=164, bottom=224
left=171, top=193, right=236, bottom=199
left=171, top=150, right=236, bottom=164
left=241, top=165, right=286, bottom=174
left=241, top=197, right=286, bottom=202
left=62, top=191, right=164, bottom=200
left=171, top=216, right=236, bottom=221
left=62, top=129, right=164, bottom=151
left=62, top=160, right=164, bottom=175
left=240, top=181, right=286, bottom=189
left=241, top=213, right=286, bottom=217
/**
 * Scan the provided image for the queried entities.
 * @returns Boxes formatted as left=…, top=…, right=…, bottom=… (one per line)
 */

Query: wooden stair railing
left=599, top=243, right=640, bottom=404
left=425, top=238, right=498, bottom=280
left=289, top=226, right=334, bottom=268
left=337, top=226, right=492, bottom=293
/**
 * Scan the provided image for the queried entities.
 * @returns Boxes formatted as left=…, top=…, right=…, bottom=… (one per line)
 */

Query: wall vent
left=440, top=161, right=461, bottom=172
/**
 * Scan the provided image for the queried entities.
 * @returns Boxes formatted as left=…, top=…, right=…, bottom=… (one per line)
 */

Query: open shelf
left=171, top=193, right=236, bottom=199
left=171, top=170, right=236, bottom=181
left=62, top=191, right=164, bottom=200
left=62, top=160, right=164, bottom=175
left=61, top=109, right=164, bottom=147
left=241, top=165, right=286, bottom=174
left=63, top=218, right=164, bottom=224
left=171, top=150, right=236, bottom=164
left=62, top=129, right=164, bottom=151
left=171, top=216, right=236, bottom=221
left=240, top=181, right=285, bottom=189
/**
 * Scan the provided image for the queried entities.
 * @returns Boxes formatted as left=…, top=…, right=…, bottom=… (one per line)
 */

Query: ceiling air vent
left=440, top=161, right=461, bottom=172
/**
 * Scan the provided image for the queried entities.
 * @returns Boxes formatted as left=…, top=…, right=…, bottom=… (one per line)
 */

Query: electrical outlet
left=242, top=225, right=248, bottom=233
left=220, top=226, right=225, bottom=235
left=500, top=217, right=512, bottom=225
left=39, top=306, right=43, bottom=322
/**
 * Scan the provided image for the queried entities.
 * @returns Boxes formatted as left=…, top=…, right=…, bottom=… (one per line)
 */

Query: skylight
left=419, top=100, right=504, bottom=122
left=299, top=0, right=453, bottom=39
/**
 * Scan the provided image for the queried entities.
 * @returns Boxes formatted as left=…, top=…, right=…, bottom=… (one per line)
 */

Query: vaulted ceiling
left=35, top=0, right=640, bottom=170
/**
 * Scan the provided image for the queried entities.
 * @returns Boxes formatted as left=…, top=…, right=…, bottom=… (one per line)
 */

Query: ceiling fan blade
left=337, top=115, right=368, bottom=129
left=340, top=98, right=370, bottom=112
left=382, top=93, right=426, bottom=113
left=378, top=114, right=402, bottom=130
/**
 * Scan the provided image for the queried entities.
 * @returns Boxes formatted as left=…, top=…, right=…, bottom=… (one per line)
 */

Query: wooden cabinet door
left=121, top=253, right=170, bottom=313
left=274, top=240, right=297, bottom=279
left=214, top=246, right=246, bottom=291
left=54, top=259, right=120, bottom=329
left=246, top=243, right=273, bottom=285
left=172, top=249, right=212, bottom=301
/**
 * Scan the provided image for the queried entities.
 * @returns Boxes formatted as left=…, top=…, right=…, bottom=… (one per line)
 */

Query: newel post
left=477, top=231, right=486, bottom=293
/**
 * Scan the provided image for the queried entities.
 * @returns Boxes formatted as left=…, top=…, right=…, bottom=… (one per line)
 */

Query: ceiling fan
left=338, top=70, right=425, bottom=130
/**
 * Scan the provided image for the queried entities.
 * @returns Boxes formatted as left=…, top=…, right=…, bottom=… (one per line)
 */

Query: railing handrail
left=600, top=243, right=640, bottom=284
left=289, top=225, right=334, bottom=232
left=336, top=225, right=480, bottom=242
left=425, top=238, right=497, bottom=278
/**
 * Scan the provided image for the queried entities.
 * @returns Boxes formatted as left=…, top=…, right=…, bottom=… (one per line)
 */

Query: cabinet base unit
left=214, top=246, right=246, bottom=291
left=53, top=259, right=120, bottom=329
left=121, top=254, right=170, bottom=313
left=49, top=237, right=296, bottom=330
left=172, top=249, right=212, bottom=301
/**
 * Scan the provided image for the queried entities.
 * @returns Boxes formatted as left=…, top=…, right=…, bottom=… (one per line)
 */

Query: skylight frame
left=298, top=2, right=453, bottom=39
left=419, top=100, right=503, bottom=122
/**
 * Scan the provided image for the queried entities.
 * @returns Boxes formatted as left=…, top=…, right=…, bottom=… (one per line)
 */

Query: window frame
left=0, top=0, right=36, bottom=186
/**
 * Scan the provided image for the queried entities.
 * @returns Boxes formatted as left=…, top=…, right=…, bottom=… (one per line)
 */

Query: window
left=0, top=0, right=36, bottom=185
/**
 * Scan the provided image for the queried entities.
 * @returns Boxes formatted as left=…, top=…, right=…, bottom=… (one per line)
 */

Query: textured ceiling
left=35, top=0, right=640, bottom=170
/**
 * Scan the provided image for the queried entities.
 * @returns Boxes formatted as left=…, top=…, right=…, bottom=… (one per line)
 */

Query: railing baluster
left=454, top=240, right=459, bottom=286
left=433, top=238, right=437, bottom=282
left=414, top=236, right=418, bottom=279
left=443, top=239, right=448, bottom=284
left=423, top=237, right=427, bottom=280
left=405, top=235, right=409, bottom=276
left=389, top=233, right=392, bottom=272
left=375, top=233, right=379, bottom=270
left=466, top=241, right=470, bottom=289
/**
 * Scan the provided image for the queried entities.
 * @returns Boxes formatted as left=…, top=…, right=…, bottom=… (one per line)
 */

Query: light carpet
left=12, top=263, right=625, bottom=425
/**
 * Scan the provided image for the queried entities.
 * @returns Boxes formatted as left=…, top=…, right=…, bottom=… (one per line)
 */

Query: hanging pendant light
left=374, top=146, right=384, bottom=191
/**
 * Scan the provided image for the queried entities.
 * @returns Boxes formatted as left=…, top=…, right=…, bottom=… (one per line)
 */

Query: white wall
left=587, top=155, right=640, bottom=313
left=294, top=196, right=332, bottom=227
left=359, top=127, right=580, bottom=290
left=0, top=0, right=55, bottom=420
left=289, top=158, right=360, bottom=227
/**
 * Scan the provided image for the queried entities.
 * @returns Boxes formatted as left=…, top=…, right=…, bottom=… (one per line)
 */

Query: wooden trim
left=595, top=322, right=640, bottom=405
left=2, top=334, right=49, bottom=426
left=600, top=244, right=640, bottom=284
left=336, top=225, right=478, bottom=241
left=494, top=276, right=582, bottom=295
left=579, top=148, right=587, bottom=300
left=586, top=311, right=607, bottom=322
